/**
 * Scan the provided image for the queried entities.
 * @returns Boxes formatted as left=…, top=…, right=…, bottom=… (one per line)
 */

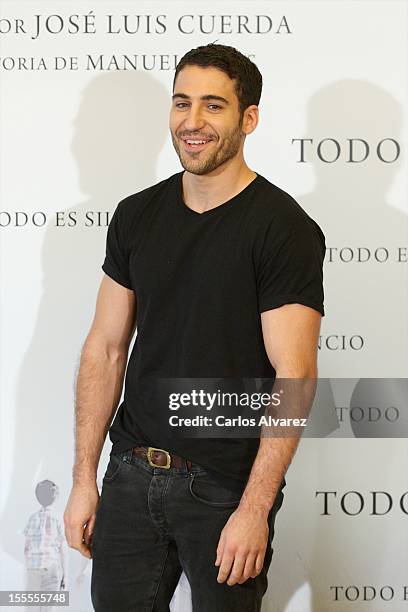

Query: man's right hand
left=63, top=483, right=100, bottom=559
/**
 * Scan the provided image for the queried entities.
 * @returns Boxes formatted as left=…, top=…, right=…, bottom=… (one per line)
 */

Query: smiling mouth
left=180, top=137, right=214, bottom=152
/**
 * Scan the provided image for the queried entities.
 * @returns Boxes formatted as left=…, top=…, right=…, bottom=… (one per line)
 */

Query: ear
left=242, top=105, right=259, bottom=135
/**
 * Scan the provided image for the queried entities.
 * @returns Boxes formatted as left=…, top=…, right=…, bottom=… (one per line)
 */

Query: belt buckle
left=147, top=446, right=171, bottom=469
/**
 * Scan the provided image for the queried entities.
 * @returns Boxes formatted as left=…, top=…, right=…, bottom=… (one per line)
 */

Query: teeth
left=186, top=140, right=208, bottom=144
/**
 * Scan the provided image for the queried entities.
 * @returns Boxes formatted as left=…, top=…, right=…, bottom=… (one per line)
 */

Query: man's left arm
left=215, top=303, right=322, bottom=585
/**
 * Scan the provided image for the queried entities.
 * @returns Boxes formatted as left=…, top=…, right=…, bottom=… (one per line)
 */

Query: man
left=64, top=43, right=325, bottom=611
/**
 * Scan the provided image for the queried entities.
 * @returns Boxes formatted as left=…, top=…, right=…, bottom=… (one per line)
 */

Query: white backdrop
left=1, top=1, right=407, bottom=611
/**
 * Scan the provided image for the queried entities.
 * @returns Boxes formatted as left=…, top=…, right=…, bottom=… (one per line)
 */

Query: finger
left=240, top=553, right=258, bottom=582
left=68, top=523, right=92, bottom=559
left=254, top=550, right=266, bottom=576
left=226, top=553, right=247, bottom=586
left=83, top=515, right=96, bottom=546
left=217, top=550, right=234, bottom=583
left=215, top=531, right=225, bottom=567
left=63, top=523, right=72, bottom=546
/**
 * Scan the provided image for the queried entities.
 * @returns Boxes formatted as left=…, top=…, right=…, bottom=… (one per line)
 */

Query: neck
left=182, top=159, right=257, bottom=213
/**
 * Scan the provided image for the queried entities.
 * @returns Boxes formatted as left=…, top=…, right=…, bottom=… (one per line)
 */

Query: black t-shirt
left=101, top=171, right=326, bottom=491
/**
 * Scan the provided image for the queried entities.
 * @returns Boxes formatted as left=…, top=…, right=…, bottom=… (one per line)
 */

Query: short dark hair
left=173, top=43, right=262, bottom=116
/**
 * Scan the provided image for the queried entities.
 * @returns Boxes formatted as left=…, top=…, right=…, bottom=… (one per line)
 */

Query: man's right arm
left=63, top=274, right=136, bottom=558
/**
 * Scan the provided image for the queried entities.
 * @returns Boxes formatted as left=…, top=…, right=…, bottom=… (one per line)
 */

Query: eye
left=175, top=102, right=189, bottom=109
left=208, top=104, right=221, bottom=110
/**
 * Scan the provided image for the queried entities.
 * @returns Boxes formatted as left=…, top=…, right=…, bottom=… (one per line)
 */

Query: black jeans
left=91, top=449, right=285, bottom=612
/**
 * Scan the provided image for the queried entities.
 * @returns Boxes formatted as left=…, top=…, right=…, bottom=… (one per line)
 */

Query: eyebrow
left=172, top=93, right=230, bottom=105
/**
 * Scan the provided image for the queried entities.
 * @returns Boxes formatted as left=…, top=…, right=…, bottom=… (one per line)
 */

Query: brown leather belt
left=132, top=445, right=193, bottom=470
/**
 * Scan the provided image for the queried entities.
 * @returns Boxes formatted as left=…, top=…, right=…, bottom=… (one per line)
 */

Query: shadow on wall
left=263, top=80, right=406, bottom=612
left=0, top=70, right=174, bottom=608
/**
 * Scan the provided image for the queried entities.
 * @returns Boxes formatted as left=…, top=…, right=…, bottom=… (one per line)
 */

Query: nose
left=182, top=104, right=206, bottom=132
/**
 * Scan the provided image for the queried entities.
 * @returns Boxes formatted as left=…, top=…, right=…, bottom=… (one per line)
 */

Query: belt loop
left=124, top=448, right=133, bottom=463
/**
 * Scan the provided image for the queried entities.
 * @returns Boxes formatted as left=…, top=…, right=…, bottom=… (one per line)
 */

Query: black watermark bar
left=152, top=378, right=408, bottom=438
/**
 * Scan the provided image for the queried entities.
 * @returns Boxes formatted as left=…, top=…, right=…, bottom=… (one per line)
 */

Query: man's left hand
left=215, top=505, right=269, bottom=585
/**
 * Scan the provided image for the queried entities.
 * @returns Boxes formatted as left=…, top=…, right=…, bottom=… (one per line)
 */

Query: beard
left=170, top=121, right=243, bottom=175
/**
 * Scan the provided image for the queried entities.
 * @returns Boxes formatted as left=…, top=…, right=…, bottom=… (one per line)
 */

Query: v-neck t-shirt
left=101, top=170, right=326, bottom=491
